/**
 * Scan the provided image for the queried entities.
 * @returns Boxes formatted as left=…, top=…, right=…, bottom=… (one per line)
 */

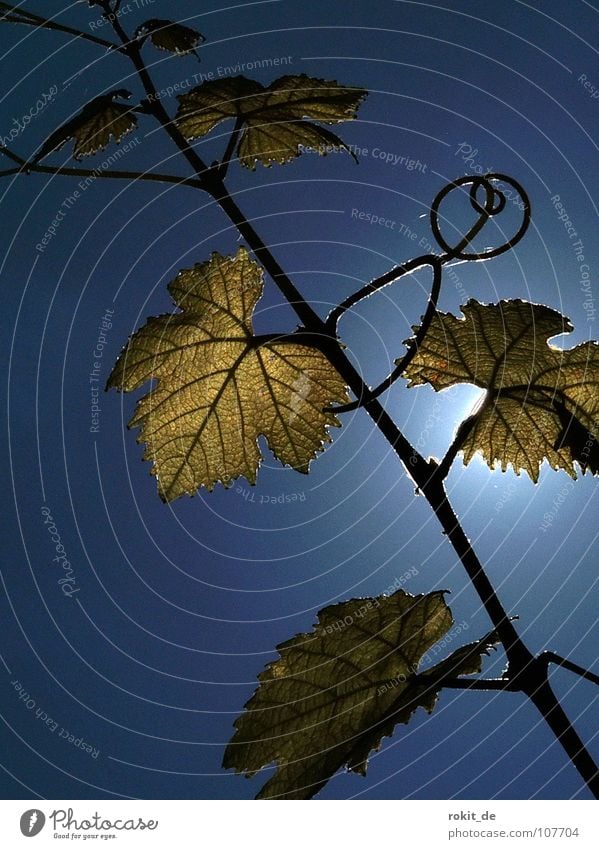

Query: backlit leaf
left=107, top=248, right=348, bottom=501
left=223, top=589, right=497, bottom=799
left=137, top=19, right=205, bottom=56
left=175, top=74, right=367, bottom=168
left=31, top=90, right=136, bottom=162
left=403, top=299, right=599, bottom=480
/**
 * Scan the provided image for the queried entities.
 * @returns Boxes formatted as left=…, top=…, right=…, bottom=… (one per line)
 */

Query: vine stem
left=527, top=679, right=599, bottom=796
left=423, top=481, right=533, bottom=670
left=13, top=1, right=599, bottom=798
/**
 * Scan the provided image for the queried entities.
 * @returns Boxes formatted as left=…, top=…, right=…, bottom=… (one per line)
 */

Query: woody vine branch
left=2, top=0, right=598, bottom=798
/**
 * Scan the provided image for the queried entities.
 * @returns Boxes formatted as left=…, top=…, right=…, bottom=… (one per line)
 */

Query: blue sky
left=1, top=0, right=599, bottom=800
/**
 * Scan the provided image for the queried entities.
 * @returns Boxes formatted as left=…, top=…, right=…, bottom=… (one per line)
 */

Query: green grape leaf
left=175, top=74, right=367, bottom=168
left=403, top=299, right=599, bottom=480
left=137, top=19, right=205, bottom=56
left=31, top=90, right=137, bottom=162
left=107, top=248, right=348, bottom=502
left=223, top=589, right=498, bottom=799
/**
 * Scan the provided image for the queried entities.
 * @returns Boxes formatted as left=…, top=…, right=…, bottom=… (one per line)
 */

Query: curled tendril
left=430, top=173, right=531, bottom=261
left=326, top=173, right=532, bottom=414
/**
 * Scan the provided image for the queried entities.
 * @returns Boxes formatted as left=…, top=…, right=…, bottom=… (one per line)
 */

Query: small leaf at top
left=175, top=74, right=367, bottom=168
left=223, top=589, right=498, bottom=799
left=402, top=299, right=599, bottom=481
left=30, top=89, right=137, bottom=162
left=107, top=248, right=348, bottom=502
left=136, top=19, right=205, bottom=56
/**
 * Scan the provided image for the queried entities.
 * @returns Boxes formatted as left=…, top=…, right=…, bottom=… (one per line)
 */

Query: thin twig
left=543, top=652, right=599, bottom=687
left=0, top=146, right=203, bottom=188
left=0, top=145, right=23, bottom=165
left=0, top=1, right=118, bottom=50
left=440, top=677, right=512, bottom=691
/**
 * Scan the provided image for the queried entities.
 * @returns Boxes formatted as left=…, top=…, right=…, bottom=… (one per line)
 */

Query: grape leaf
left=175, top=74, right=367, bottom=168
left=137, top=19, right=205, bottom=56
left=403, top=299, right=599, bottom=480
left=107, top=248, right=348, bottom=502
left=31, top=90, right=137, bottom=162
left=223, top=589, right=498, bottom=799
